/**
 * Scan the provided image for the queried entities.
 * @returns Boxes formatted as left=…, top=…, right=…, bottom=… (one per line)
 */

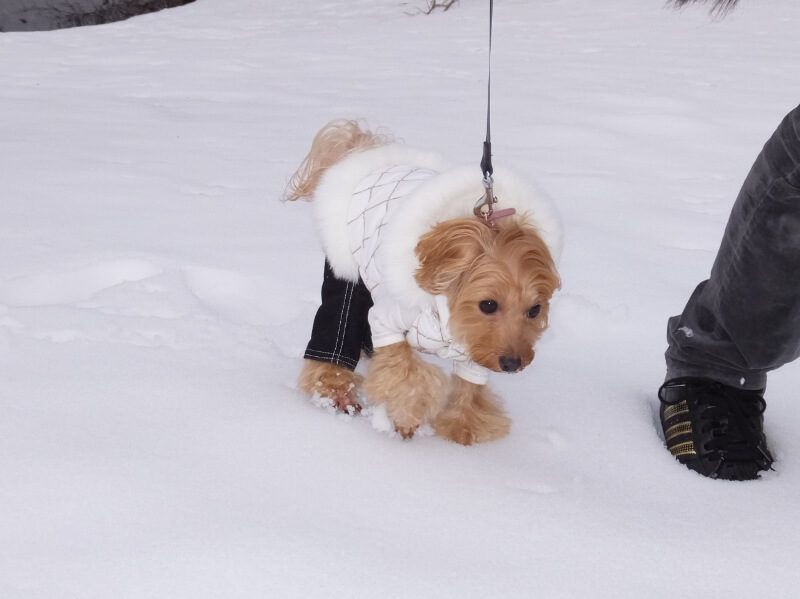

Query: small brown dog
left=287, top=120, right=561, bottom=444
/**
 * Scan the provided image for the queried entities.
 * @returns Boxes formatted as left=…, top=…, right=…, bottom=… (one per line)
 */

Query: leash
left=480, top=0, right=493, bottom=182
left=473, top=0, right=515, bottom=226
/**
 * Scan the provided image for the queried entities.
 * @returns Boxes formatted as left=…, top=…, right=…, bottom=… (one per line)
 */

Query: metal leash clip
left=474, top=173, right=497, bottom=223
left=473, top=173, right=517, bottom=227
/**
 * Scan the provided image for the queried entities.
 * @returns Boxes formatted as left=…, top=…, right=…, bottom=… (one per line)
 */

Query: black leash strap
left=475, top=0, right=496, bottom=223
left=480, top=0, right=494, bottom=179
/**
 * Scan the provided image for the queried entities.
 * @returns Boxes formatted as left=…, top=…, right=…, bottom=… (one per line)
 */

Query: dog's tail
left=283, top=119, right=393, bottom=202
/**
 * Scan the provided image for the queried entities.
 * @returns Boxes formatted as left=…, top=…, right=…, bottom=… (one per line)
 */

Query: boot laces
left=659, top=378, right=772, bottom=470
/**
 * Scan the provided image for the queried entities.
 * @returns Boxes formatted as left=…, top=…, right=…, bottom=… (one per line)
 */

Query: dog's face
left=415, top=217, right=560, bottom=373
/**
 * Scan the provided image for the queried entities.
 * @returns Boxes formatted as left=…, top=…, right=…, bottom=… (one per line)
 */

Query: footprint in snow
left=0, top=258, right=162, bottom=307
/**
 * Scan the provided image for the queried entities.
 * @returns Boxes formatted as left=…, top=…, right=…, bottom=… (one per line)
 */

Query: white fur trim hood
left=312, top=144, right=563, bottom=309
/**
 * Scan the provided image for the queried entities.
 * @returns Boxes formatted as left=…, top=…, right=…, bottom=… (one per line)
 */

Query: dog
left=286, top=120, right=561, bottom=444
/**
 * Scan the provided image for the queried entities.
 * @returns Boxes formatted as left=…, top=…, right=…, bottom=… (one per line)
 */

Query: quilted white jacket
left=311, top=145, right=563, bottom=386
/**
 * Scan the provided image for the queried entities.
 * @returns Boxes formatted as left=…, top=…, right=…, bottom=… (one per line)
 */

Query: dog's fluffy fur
left=289, top=119, right=561, bottom=444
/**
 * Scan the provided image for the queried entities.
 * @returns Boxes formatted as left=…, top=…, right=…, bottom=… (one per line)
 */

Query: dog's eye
left=527, top=304, right=541, bottom=319
left=479, top=300, right=498, bottom=314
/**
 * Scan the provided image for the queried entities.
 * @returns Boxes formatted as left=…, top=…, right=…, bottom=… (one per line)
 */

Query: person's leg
left=660, top=104, right=800, bottom=479
left=666, top=104, right=800, bottom=389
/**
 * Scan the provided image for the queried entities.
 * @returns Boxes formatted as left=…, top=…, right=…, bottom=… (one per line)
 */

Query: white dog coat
left=311, top=145, right=563, bottom=385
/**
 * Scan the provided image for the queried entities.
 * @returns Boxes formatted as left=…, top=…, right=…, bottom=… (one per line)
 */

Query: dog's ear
left=414, top=218, right=493, bottom=295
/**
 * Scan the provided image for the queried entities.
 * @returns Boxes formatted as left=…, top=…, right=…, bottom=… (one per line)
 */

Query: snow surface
left=3, top=1, right=800, bottom=597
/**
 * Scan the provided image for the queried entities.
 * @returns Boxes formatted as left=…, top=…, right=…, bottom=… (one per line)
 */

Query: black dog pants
left=304, top=260, right=374, bottom=371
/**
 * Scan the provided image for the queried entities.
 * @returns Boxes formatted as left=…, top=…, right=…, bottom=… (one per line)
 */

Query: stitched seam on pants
left=330, top=280, right=354, bottom=362
left=304, top=349, right=358, bottom=369
left=333, top=281, right=355, bottom=361
left=305, top=348, right=357, bottom=358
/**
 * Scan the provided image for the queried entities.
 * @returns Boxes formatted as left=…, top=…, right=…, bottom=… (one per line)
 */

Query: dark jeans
left=304, top=261, right=373, bottom=371
left=666, top=104, right=800, bottom=390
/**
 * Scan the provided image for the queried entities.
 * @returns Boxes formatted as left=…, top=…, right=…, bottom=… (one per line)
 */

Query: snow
left=2, top=0, right=800, bottom=597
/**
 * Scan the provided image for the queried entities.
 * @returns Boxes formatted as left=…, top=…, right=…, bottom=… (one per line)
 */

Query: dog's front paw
left=433, top=377, right=510, bottom=445
left=436, top=421, right=480, bottom=446
left=434, top=404, right=510, bottom=445
left=329, top=392, right=362, bottom=414
left=298, top=359, right=362, bottom=413
left=394, top=424, right=418, bottom=440
left=364, top=342, right=447, bottom=439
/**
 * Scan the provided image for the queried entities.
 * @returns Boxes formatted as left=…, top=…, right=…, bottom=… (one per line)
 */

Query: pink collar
left=487, top=207, right=516, bottom=224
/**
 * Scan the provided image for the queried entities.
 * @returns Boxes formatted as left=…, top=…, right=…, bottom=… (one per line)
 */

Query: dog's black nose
left=499, top=355, right=522, bottom=372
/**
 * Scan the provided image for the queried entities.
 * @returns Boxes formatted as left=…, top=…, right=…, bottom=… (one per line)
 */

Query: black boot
left=658, top=377, right=774, bottom=480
